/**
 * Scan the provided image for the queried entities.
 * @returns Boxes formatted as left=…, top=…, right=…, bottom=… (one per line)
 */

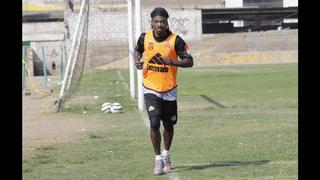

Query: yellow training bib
left=143, top=31, right=178, bottom=92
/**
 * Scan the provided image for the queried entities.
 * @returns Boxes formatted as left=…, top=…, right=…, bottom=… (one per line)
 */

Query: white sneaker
left=162, top=153, right=173, bottom=172
left=154, top=159, right=164, bottom=175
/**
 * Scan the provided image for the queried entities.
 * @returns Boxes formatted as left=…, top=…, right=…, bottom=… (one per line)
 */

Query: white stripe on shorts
left=143, top=86, right=177, bottom=101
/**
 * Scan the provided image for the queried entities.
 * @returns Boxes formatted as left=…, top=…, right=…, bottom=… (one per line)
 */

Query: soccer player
left=134, top=7, right=194, bottom=175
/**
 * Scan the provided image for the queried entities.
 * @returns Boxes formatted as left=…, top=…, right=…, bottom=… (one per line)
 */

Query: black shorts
left=144, top=93, right=178, bottom=126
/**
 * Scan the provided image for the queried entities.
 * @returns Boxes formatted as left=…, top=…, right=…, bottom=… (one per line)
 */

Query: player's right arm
left=135, top=51, right=143, bottom=69
left=135, top=33, right=146, bottom=70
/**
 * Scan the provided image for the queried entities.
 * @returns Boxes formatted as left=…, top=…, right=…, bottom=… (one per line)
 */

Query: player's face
left=151, top=16, right=168, bottom=36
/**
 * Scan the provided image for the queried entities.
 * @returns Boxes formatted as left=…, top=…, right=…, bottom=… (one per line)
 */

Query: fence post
left=41, top=47, right=48, bottom=90
left=60, top=45, right=64, bottom=82
left=22, top=46, right=26, bottom=90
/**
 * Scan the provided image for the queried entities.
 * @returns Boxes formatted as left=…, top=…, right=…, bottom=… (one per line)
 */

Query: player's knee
left=149, top=116, right=160, bottom=131
left=163, top=123, right=173, bottom=132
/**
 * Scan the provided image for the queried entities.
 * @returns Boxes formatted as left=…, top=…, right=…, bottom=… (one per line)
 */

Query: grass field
left=23, top=63, right=298, bottom=180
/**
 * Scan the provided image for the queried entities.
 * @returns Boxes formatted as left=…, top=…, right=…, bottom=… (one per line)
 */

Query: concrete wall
left=195, top=51, right=297, bottom=66
left=225, top=0, right=243, bottom=8
left=190, top=29, right=298, bottom=66
left=23, top=22, right=66, bottom=76
left=23, top=22, right=65, bottom=41
left=283, top=0, right=298, bottom=7
left=29, top=41, right=66, bottom=76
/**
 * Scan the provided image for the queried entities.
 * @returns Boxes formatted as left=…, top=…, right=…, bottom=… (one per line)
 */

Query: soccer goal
left=56, top=0, right=90, bottom=112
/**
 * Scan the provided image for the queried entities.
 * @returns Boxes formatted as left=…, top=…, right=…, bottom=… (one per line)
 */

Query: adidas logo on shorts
left=149, top=106, right=155, bottom=112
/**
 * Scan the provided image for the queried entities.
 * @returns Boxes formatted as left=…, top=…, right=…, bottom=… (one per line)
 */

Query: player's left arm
left=163, top=35, right=193, bottom=68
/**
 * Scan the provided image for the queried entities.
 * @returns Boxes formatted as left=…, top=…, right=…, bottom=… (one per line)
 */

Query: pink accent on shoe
left=154, top=167, right=163, bottom=175
left=163, top=163, right=173, bottom=172
left=162, top=153, right=173, bottom=172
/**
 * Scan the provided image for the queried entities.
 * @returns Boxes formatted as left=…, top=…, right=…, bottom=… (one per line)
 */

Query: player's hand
left=135, top=60, right=144, bottom=70
left=163, top=57, right=174, bottom=65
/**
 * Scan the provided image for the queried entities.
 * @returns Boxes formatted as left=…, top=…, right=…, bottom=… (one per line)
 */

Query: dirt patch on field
left=22, top=76, right=96, bottom=160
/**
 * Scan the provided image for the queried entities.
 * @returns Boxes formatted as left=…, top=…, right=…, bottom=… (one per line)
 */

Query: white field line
left=116, top=69, right=179, bottom=180
left=116, top=69, right=129, bottom=89
left=167, top=172, right=180, bottom=180
left=116, top=69, right=149, bottom=127
left=268, top=160, right=297, bottom=165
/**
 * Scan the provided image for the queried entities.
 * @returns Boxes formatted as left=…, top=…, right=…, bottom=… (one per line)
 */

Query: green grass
left=23, top=63, right=298, bottom=180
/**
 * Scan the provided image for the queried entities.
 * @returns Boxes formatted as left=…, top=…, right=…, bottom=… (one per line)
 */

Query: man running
left=134, top=7, right=194, bottom=175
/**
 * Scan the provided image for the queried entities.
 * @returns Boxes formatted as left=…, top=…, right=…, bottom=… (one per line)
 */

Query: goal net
left=56, top=0, right=90, bottom=112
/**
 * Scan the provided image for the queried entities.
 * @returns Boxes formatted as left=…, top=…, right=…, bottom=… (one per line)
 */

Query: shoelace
left=163, top=155, right=171, bottom=164
left=156, top=160, right=163, bottom=167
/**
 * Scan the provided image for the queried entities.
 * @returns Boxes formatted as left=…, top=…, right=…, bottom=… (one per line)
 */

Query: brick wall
left=63, top=8, right=202, bottom=69
left=66, top=8, right=202, bottom=42
left=141, top=8, right=202, bottom=41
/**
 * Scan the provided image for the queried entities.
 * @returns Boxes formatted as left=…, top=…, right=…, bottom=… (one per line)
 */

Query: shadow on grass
left=173, top=160, right=270, bottom=172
